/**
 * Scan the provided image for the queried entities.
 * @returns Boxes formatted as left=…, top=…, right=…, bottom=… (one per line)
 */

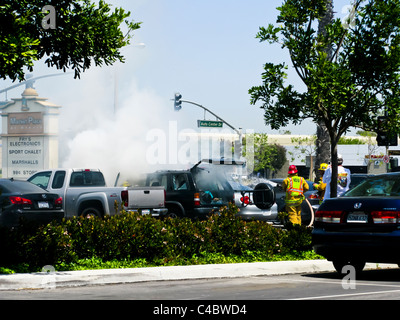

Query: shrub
left=0, top=204, right=314, bottom=272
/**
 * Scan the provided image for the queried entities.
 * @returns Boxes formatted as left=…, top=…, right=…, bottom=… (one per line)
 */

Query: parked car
left=313, top=172, right=400, bottom=273
left=207, top=161, right=277, bottom=222
left=0, top=178, right=64, bottom=228
left=230, top=180, right=277, bottom=222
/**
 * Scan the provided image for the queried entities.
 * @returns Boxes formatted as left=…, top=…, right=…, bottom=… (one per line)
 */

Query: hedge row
left=0, top=203, right=313, bottom=270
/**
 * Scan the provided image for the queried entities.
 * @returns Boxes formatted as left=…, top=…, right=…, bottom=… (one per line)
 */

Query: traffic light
left=376, top=116, right=398, bottom=146
left=174, top=93, right=182, bottom=111
left=377, top=132, right=398, bottom=146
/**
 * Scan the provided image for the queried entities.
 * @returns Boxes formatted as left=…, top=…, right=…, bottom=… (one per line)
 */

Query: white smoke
left=59, top=69, right=245, bottom=186
left=60, top=75, right=173, bottom=185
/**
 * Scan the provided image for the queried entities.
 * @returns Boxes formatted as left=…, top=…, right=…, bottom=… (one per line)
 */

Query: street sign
left=383, top=155, right=390, bottom=164
left=197, top=120, right=223, bottom=128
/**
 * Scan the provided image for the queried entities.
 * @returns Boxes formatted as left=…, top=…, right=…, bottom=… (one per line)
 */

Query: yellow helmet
left=319, top=163, right=328, bottom=171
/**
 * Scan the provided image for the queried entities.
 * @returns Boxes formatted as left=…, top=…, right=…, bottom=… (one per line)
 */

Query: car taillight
left=194, top=193, right=201, bottom=206
left=9, top=196, right=32, bottom=205
left=371, top=211, right=400, bottom=224
left=240, top=196, right=250, bottom=205
left=55, top=197, right=63, bottom=206
left=315, top=210, right=343, bottom=223
left=121, top=190, right=128, bottom=207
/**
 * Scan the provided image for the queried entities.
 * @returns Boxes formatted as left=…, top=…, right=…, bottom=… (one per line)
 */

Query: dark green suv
left=145, top=160, right=235, bottom=219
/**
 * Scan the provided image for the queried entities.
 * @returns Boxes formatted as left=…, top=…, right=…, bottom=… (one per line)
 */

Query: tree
left=288, top=135, right=316, bottom=180
left=0, top=0, right=141, bottom=81
left=243, top=133, right=286, bottom=178
left=249, top=0, right=400, bottom=197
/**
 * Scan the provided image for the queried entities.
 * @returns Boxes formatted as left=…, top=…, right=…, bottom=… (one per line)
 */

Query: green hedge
left=0, top=203, right=313, bottom=272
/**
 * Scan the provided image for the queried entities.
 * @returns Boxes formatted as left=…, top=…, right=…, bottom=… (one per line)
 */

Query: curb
left=0, top=260, right=396, bottom=291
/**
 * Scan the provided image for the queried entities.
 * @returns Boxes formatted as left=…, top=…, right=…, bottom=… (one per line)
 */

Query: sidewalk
left=0, top=260, right=396, bottom=291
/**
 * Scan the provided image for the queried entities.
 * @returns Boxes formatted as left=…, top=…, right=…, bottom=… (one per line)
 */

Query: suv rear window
left=193, top=170, right=231, bottom=192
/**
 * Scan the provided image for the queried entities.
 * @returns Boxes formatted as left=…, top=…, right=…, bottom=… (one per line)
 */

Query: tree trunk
left=315, top=0, right=333, bottom=182
left=330, top=139, right=338, bottom=198
left=315, top=123, right=330, bottom=180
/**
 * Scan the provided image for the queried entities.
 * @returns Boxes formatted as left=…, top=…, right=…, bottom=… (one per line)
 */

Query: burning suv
left=145, top=159, right=276, bottom=220
left=145, top=159, right=235, bottom=219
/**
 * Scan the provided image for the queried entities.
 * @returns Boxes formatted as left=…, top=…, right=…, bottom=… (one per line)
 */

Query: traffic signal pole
left=181, top=99, right=240, bottom=135
left=172, top=93, right=243, bottom=158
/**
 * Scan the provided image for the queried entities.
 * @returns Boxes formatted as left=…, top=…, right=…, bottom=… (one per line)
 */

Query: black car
left=0, top=179, right=64, bottom=228
left=313, top=172, right=400, bottom=273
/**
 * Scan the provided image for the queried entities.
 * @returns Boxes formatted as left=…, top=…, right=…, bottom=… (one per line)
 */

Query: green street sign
left=197, top=120, right=223, bottom=128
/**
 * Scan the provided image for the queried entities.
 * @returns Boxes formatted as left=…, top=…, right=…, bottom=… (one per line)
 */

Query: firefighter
left=282, top=165, right=309, bottom=225
left=313, top=163, right=328, bottom=204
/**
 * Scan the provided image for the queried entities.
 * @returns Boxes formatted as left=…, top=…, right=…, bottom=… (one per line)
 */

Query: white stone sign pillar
left=0, top=87, right=60, bottom=179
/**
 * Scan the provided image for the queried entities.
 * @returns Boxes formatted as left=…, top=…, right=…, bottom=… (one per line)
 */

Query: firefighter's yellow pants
left=286, top=204, right=302, bottom=225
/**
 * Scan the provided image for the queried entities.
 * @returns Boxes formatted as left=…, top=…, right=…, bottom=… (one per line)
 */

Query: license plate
left=347, top=212, right=368, bottom=223
left=38, top=201, right=49, bottom=209
left=141, top=209, right=150, bottom=215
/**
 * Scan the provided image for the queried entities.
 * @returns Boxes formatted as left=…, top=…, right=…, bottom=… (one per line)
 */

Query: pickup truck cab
left=146, top=160, right=235, bottom=219
left=28, top=169, right=124, bottom=218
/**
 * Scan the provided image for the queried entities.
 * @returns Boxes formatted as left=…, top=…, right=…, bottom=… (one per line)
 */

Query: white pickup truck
left=27, top=169, right=168, bottom=218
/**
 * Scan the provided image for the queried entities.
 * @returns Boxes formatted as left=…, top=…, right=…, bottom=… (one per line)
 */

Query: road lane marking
left=291, top=288, right=400, bottom=300
left=277, top=277, right=400, bottom=289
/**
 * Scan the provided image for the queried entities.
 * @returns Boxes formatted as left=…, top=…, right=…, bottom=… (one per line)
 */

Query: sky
left=0, top=0, right=356, bottom=182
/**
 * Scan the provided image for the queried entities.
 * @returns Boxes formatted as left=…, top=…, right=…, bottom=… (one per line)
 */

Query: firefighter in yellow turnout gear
left=282, top=165, right=309, bottom=225
left=313, top=163, right=328, bottom=204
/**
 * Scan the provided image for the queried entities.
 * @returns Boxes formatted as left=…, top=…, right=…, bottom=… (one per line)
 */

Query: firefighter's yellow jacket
left=282, top=174, right=309, bottom=206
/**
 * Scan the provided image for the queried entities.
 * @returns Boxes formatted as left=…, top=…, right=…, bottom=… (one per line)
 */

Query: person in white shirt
left=322, top=154, right=351, bottom=199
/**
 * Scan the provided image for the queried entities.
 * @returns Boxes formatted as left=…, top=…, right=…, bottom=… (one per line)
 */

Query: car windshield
left=344, top=174, right=400, bottom=197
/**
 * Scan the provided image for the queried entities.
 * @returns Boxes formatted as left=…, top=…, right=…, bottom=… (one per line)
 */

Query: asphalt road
left=2, top=268, right=400, bottom=300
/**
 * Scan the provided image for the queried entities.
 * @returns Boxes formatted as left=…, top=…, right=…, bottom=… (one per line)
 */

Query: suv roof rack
left=192, top=158, right=245, bottom=169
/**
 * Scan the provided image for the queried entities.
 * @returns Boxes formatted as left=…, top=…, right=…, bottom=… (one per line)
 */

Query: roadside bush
left=0, top=203, right=314, bottom=272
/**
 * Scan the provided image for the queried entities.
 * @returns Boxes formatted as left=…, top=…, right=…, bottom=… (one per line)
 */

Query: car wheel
left=81, top=207, right=102, bottom=218
left=167, top=212, right=179, bottom=218
left=166, top=205, right=183, bottom=218
left=332, top=260, right=366, bottom=274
